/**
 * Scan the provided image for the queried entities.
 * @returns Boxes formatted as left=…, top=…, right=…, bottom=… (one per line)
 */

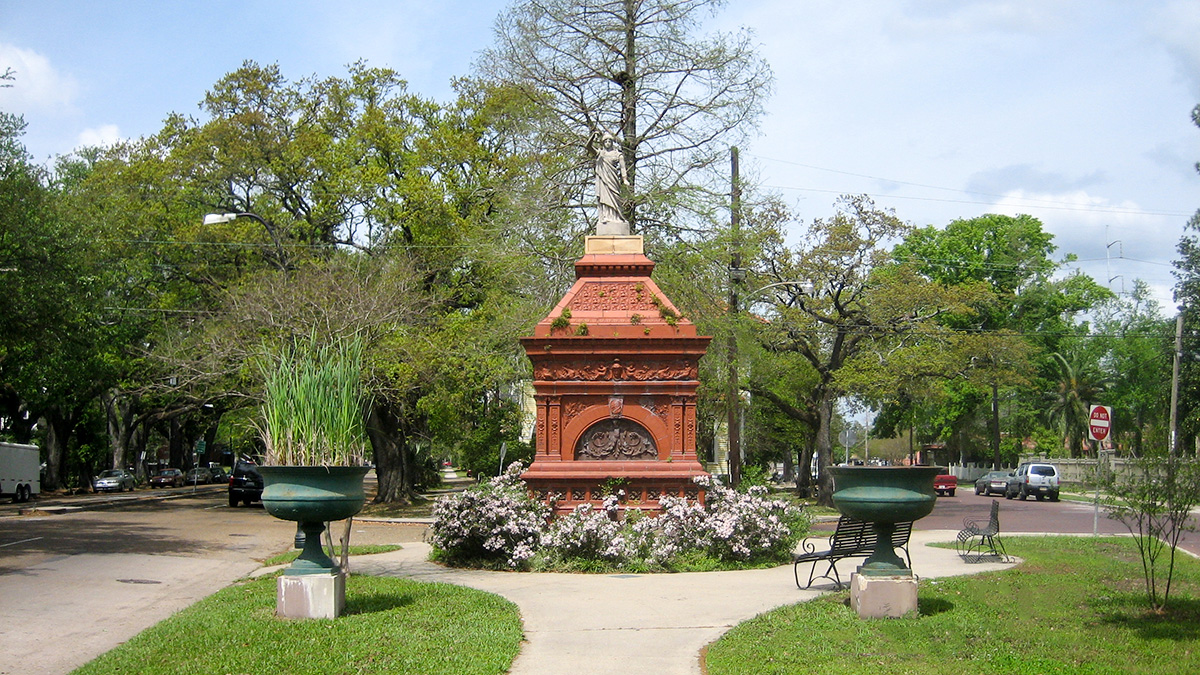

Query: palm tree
left=1044, top=351, right=1110, bottom=457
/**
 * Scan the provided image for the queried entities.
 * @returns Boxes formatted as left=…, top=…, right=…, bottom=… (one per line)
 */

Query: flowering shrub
left=430, top=470, right=808, bottom=571
left=427, top=462, right=549, bottom=569
left=541, top=496, right=628, bottom=562
left=695, top=476, right=807, bottom=561
left=638, top=494, right=711, bottom=565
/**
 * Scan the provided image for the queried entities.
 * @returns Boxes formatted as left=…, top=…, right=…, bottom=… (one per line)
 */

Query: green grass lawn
left=71, top=574, right=522, bottom=675
left=705, top=536, right=1200, bottom=675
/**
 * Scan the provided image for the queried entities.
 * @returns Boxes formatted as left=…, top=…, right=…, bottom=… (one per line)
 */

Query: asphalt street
left=915, top=488, right=1200, bottom=556
left=0, top=487, right=427, bottom=675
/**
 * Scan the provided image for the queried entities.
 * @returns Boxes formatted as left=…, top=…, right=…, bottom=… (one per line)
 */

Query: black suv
left=228, top=460, right=263, bottom=507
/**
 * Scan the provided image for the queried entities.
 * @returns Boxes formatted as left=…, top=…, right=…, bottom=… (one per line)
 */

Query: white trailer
left=0, top=442, right=40, bottom=503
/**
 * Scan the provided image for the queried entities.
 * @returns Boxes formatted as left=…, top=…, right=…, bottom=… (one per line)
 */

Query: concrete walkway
left=352, top=530, right=1013, bottom=675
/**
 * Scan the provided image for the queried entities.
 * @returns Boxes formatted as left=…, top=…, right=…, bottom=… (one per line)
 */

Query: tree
left=1044, top=349, right=1110, bottom=457
left=72, top=62, right=545, bottom=501
left=163, top=253, right=441, bottom=500
left=1104, top=456, right=1200, bottom=612
left=892, top=214, right=1110, bottom=464
left=1089, top=283, right=1171, bottom=456
left=478, top=0, right=772, bottom=236
left=748, top=196, right=989, bottom=505
left=0, top=108, right=142, bottom=488
left=1173, top=103, right=1200, bottom=449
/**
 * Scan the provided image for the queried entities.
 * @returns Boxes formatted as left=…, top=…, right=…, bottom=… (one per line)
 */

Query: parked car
left=228, top=460, right=263, bottom=507
left=934, top=474, right=957, bottom=497
left=1005, top=462, right=1060, bottom=501
left=184, top=467, right=213, bottom=484
left=149, top=468, right=184, bottom=488
left=208, top=466, right=229, bottom=484
left=974, top=471, right=1010, bottom=496
left=92, top=469, right=136, bottom=493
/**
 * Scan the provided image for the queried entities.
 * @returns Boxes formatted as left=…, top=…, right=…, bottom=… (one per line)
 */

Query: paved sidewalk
left=353, top=530, right=1012, bottom=675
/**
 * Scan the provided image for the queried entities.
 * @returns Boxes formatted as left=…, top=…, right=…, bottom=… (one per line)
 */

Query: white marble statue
left=592, top=130, right=629, bottom=235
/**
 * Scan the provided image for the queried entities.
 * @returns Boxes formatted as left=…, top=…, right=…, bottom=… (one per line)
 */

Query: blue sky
left=2, top=0, right=1198, bottom=309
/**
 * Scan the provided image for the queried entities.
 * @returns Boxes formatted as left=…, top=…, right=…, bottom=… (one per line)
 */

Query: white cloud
left=76, top=124, right=121, bottom=150
left=988, top=189, right=1180, bottom=310
left=990, top=189, right=1158, bottom=240
left=0, top=43, right=79, bottom=115
left=1150, top=0, right=1200, bottom=97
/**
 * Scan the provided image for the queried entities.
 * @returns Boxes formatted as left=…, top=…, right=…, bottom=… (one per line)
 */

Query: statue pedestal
left=585, top=235, right=644, bottom=255
left=521, top=243, right=711, bottom=513
left=277, top=570, right=346, bottom=619
left=849, top=573, right=918, bottom=619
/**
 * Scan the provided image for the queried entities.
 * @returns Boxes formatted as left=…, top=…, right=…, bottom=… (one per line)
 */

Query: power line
left=752, top=154, right=1193, bottom=219
left=761, top=184, right=1191, bottom=219
left=94, top=238, right=473, bottom=250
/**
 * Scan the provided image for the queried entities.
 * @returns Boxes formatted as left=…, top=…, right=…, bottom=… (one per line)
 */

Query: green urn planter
left=830, top=466, right=942, bottom=577
left=260, top=466, right=369, bottom=575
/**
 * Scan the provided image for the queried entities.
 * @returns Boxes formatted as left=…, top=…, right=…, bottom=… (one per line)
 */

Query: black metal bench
left=793, top=515, right=913, bottom=590
left=956, top=499, right=1007, bottom=562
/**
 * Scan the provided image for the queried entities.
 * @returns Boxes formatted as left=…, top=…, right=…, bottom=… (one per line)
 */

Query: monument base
left=277, top=569, right=346, bottom=619
left=584, top=234, right=644, bottom=255
left=849, top=573, right=918, bottom=619
left=523, top=460, right=707, bottom=514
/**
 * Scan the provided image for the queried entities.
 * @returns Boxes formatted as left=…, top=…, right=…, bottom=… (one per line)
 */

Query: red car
left=149, top=468, right=184, bottom=488
left=934, top=474, right=957, bottom=497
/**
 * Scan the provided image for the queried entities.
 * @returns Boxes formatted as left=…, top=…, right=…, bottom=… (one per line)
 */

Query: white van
left=1004, top=462, right=1059, bottom=502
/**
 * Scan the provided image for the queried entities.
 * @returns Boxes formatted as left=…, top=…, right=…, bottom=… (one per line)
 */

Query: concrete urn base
left=849, top=573, right=918, bottom=619
left=277, top=570, right=346, bottom=619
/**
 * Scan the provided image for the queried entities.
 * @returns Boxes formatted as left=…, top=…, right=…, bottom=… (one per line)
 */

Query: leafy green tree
left=477, top=0, right=773, bottom=237
left=1173, top=103, right=1200, bottom=449
left=1044, top=349, right=1110, bottom=457
left=76, top=62, right=544, bottom=501
left=748, top=196, right=988, bottom=505
left=0, top=109, right=146, bottom=487
left=1089, top=282, right=1171, bottom=456
left=892, top=214, right=1110, bottom=465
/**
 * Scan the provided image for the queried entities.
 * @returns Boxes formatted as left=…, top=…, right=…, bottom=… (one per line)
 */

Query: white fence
left=945, top=455, right=1138, bottom=486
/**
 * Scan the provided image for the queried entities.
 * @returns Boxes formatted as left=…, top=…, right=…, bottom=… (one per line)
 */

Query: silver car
left=974, top=471, right=1010, bottom=496
left=93, top=469, right=136, bottom=493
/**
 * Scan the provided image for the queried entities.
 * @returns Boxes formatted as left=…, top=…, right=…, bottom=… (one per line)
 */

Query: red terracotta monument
left=520, top=235, right=712, bottom=512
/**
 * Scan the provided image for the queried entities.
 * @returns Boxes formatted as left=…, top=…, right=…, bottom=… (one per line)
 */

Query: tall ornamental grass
left=258, top=334, right=369, bottom=466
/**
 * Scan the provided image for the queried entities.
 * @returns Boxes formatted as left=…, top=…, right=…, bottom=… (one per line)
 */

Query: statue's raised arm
left=594, top=130, right=630, bottom=235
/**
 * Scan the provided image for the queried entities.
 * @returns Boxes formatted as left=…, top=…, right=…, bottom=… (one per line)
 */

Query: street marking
left=0, top=537, right=43, bottom=548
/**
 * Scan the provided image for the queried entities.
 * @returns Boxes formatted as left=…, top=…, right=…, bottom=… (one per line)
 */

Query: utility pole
left=1170, top=311, right=1184, bottom=458
left=991, top=382, right=1001, bottom=469
left=727, top=147, right=742, bottom=487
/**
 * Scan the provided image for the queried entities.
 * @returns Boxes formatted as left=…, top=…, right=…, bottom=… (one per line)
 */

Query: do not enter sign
left=1089, top=405, right=1112, bottom=442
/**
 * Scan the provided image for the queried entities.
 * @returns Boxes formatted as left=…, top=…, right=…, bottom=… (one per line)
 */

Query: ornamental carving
left=640, top=397, right=670, bottom=420
left=568, top=282, right=659, bottom=312
left=608, top=396, right=624, bottom=418
left=563, top=400, right=591, bottom=424
left=534, top=359, right=698, bottom=382
left=575, top=419, right=658, bottom=461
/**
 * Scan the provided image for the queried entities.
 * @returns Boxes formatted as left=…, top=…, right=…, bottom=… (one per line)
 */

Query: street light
left=202, top=212, right=288, bottom=270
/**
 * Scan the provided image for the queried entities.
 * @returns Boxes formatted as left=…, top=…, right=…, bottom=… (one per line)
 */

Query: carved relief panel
left=567, top=282, right=660, bottom=312
left=575, top=419, right=658, bottom=460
